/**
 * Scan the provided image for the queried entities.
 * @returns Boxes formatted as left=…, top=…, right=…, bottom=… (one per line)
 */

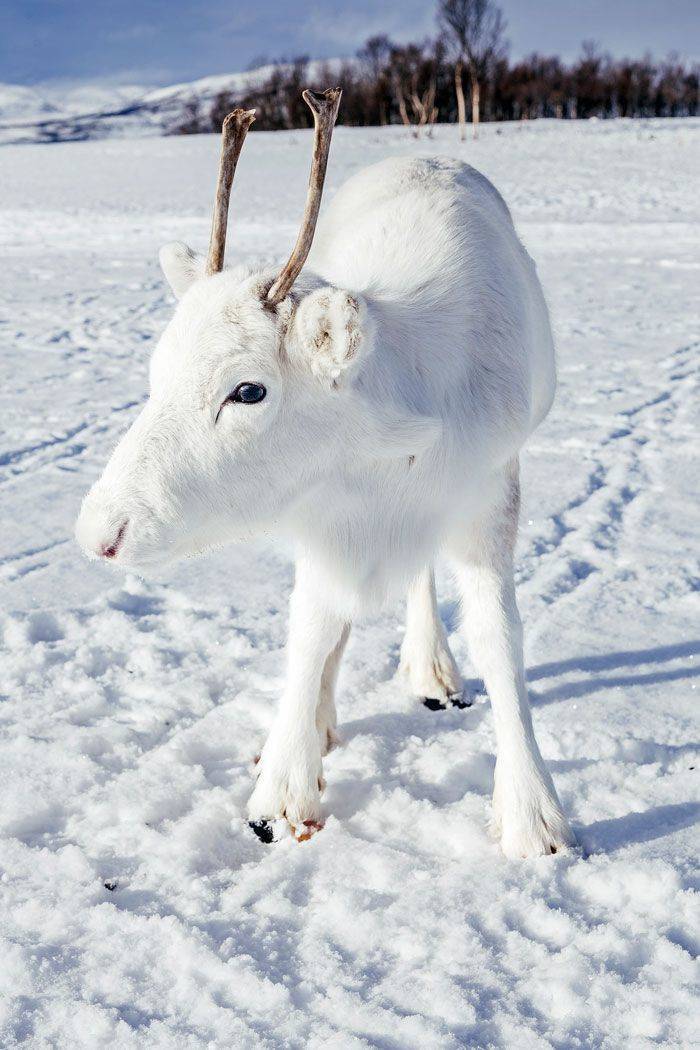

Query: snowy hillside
left=0, top=62, right=340, bottom=145
left=0, top=119, right=699, bottom=1047
left=0, top=74, right=241, bottom=145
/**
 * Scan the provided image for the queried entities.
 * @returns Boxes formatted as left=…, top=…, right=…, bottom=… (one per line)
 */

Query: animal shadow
left=527, top=639, right=700, bottom=705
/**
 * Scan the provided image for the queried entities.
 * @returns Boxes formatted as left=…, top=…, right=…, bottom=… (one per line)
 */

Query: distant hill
left=0, top=65, right=318, bottom=145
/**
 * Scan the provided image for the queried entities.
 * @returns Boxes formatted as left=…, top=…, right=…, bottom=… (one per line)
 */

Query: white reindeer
left=76, top=89, right=575, bottom=858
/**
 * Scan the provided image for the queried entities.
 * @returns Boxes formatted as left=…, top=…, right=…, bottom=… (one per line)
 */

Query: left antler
left=206, top=108, right=256, bottom=276
left=266, top=87, right=342, bottom=305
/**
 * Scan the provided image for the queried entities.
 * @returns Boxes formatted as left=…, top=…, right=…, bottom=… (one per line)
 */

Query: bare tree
left=190, top=33, right=700, bottom=136
left=169, top=97, right=206, bottom=135
left=438, top=0, right=506, bottom=139
left=388, top=42, right=440, bottom=138
left=357, top=35, right=393, bottom=125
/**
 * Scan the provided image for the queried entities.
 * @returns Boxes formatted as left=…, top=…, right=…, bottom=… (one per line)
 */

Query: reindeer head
left=76, top=89, right=438, bottom=572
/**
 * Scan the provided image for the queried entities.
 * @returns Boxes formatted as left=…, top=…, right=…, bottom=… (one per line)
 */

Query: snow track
left=0, top=121, right=698, bottom=1048
left=521, top=338, right=698, bottom=612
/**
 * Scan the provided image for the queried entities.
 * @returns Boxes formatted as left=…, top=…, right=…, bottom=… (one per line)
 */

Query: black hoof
left=422, top=697, right=447, bottom=711
left=449, top=692, right=473, bottom=709
left=248, top=820, right=275, bottom=844
left=422, top=693, right=473, bottom=711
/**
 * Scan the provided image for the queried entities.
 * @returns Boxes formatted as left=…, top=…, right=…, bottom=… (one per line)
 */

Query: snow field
left=0, top=118, right=698, bottom=1047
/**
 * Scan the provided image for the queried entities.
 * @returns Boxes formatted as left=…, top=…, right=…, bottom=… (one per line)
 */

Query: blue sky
left=2, top=0, right=698, bottom=87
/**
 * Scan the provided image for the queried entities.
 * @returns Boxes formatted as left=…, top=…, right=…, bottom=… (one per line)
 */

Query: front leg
left=248, top=558, right=346, bottom=841
left=449, top=462, right=575, bottom=859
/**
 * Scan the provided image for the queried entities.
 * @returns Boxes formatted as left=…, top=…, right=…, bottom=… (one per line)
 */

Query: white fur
left=76, top=156, right=575, bottom=856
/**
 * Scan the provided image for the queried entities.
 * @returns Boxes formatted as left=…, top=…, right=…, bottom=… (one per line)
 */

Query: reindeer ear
left=289, top=287, right=371, bottom=386
left=159, top=242, right=206, bottom=299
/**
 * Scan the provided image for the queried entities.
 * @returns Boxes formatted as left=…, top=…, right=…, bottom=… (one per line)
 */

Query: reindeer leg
left=448, top=460, right=575, bottom=858
left=317, top=623, right=350, bottom=756
left=399, top=565, right=466, bottom=710
left=248, top=557, right=346, bottom=842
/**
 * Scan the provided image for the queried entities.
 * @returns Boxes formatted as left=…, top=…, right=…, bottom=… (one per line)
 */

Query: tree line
left=171, top=0, right=699, bottom=138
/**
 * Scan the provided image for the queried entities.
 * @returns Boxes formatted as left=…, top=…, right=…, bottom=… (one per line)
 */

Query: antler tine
left=206, top=108, right=256, bottom=276
left=266, top=87, right=342, bottom=305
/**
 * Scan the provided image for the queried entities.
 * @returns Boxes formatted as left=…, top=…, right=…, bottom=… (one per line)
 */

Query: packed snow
left=1, top=118, right=698, bottom=1048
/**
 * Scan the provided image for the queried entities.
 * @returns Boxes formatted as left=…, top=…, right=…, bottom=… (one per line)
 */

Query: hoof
left=248, top=820, right=275, bottom=844
left=293, top=819, right=324, bottom=843
left=423, top=696, right=447, bottom=711
left=422, top=691, right=472, bottom=711
left=248, top=817, right=323, bottom=844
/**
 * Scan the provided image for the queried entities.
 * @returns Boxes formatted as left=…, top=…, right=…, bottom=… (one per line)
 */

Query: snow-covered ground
left=0, top=119, right=698, bottom=1048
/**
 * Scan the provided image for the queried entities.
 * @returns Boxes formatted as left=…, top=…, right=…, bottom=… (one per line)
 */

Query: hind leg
left=316, top=623, right=350, bottom=755
left=447, top=460, right=575, bottom=858
left=399, top=565, right=465, bottom=709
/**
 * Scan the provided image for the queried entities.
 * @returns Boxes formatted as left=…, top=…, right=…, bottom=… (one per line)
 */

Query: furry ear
left=288, top=287, right=371, bottom=386
left=159, top=242, right=206, bottom=299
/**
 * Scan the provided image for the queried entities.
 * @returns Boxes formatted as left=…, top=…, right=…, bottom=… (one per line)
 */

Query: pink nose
left=75, top=487, right=132, bottom=562
left=100, top=521, right=128, bottom=559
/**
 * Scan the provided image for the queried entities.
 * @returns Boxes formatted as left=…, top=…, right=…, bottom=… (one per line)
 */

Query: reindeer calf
left=77, top=90, right=575, bottom=858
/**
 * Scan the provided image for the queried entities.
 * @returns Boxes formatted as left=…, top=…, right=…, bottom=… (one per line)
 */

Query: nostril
left=101, top=521, right=128, bottom=559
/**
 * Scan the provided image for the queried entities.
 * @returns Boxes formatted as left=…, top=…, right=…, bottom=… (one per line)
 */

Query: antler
left=266, top=87, right=342, bottom=305
left=206, top=108, right=256, bottom=276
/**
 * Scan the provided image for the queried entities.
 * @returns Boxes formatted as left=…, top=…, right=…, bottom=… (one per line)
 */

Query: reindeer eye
left=230, top=383, right=266, bottom=404
left=216, top=382, right=267, bottom=423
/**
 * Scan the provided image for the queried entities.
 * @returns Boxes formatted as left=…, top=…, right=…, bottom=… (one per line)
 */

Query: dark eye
left=216, top=382, right=267, bottom=423
left=230, top=382, right=266, bottom=404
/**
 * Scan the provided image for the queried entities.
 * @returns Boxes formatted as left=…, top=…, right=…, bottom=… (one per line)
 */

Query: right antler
left=266, top=87, right=342, bottom=305
left=206, top=108, right=256, bottom=276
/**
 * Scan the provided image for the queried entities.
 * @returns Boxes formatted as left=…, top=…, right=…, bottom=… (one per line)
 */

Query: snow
left=0, top=81, right=146, bottom=133
left=1, top=118, right=699, bottom=1048
left=0, top=62, right=345, bottom=145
